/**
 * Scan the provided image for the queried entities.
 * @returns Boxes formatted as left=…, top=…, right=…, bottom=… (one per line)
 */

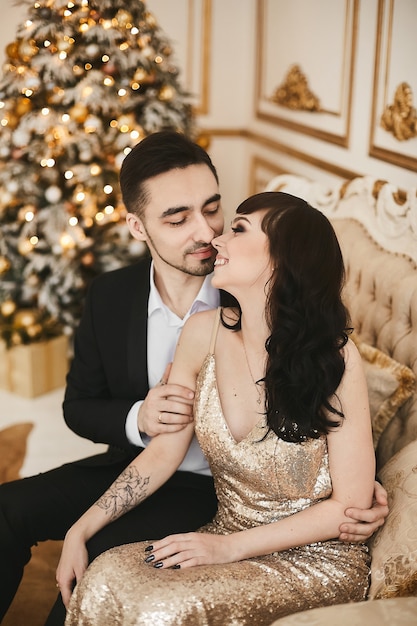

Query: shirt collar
left=148, top=262, right=219, bottom=319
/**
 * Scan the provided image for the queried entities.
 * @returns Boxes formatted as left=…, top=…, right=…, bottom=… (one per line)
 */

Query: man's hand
left=137, top=363, right=195, bottom=437
left=339, top=480, right=389, bottom=543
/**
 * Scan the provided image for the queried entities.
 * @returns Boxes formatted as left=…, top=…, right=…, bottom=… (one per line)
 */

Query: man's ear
left=126, top=212, right=147, bottom=242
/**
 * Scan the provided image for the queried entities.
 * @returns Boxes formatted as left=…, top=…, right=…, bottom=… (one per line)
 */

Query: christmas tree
left=0, top=0, right=193, bottom=347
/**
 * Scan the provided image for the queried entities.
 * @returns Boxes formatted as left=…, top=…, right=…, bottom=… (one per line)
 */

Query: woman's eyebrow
left=231, top=215, right=251, bottom=225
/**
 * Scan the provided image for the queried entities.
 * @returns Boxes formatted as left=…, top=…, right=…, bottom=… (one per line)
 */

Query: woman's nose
left=212, top=234, right=224, bottom=249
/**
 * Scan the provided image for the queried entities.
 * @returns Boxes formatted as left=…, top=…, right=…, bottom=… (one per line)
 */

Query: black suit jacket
left=63, top=257, right=153, bottom=457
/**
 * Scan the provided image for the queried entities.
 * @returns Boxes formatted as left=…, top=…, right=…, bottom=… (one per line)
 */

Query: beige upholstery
left=270, top=596, right=417, bottom=625
left=332, top=218, right=417, bottom=469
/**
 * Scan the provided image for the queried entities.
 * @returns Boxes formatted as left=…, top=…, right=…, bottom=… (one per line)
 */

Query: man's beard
left=145, top=229, right=215, bottom=277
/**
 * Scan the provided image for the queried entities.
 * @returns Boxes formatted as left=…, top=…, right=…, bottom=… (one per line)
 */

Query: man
left=0, top=131, right=388, bottom=625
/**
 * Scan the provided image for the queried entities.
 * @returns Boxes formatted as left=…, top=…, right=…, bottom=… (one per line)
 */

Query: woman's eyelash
left=231, top=225, right=244, bottom=233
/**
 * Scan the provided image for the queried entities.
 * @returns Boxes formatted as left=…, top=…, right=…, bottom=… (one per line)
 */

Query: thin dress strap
left=208, top=307, right=222, bottom=355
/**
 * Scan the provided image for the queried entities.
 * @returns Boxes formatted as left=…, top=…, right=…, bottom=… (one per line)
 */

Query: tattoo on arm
left=95, top=466, right=150, bottom=521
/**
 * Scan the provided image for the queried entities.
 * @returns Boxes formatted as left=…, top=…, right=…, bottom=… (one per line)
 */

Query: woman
left=59, top=192, right=375, bottom=625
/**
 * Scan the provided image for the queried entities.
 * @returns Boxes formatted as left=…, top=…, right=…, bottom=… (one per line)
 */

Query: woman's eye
left=231, top=225, right=244, bottom=233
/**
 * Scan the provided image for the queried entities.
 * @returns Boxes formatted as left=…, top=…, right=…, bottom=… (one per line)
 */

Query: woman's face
left=211, top=209, right=272, bottom=295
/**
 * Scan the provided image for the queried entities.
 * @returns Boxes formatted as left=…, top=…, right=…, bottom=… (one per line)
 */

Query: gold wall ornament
left=380, top=82, right=417, bottom=142
left=269, top=64, right=321, bottom=112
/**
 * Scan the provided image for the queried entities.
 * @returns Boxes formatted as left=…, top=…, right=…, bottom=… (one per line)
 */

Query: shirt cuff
left=125, top=401, right=151, bottom=447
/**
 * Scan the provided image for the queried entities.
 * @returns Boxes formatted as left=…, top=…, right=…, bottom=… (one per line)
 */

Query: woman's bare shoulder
left=342, top=337, right=363, bottom=370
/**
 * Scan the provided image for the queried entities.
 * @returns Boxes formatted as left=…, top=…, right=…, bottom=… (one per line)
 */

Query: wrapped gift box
left=0, top=335, right=69, bottom=398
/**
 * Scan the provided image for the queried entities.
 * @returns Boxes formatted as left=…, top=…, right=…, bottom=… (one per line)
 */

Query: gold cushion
left=354, top=339, right=415, bottom=448
left=368, top=438, right=417, bottom=599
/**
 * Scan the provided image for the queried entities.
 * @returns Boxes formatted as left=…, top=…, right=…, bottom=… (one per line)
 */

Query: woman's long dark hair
left=222, top=191, right=350, bottom=443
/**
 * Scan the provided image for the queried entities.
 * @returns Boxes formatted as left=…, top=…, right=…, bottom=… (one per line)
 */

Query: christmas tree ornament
left=0, top=257, right=11, bottom=275
left=69, top=102, right=89, bottom=122
left=15, top=97, right=32, bottom=116
left=13, top=309, right=39, bottom=329
left=1, top=299, right=16, bottom=317
left=45, top=185, right=63, bottom=203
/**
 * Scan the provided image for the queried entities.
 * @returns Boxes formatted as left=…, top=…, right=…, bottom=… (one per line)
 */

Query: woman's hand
left=56, top=527, right=89, bottom=608
left=144, top=532, right=234, bottom=570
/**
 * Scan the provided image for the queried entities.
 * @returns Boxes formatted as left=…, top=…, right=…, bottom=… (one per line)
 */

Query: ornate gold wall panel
left=255, top=0, right=358, bottom=147
left=370, top=0, right=417, bottom=171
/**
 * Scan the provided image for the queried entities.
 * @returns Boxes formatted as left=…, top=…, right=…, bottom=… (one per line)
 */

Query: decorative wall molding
left=369, top=0, right=417, bottom=171
left=187, top=0, right=211, bottom=115
left=380, top=82, right=417, bottom=142
left=269, top=65, right=321, bottom=112
left=203, top=127, right=360, bottom=180
left=250, top=156, right=288, bottom=195
left=255, top=0, right=358, bottom=147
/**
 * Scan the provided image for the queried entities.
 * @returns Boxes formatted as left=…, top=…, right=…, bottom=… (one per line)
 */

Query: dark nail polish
left=153, top=561, right=163, bottom=569
left=145, top=545, right=153, bottom=552
left=145, top=554, right=155, bottom=563
left=172, top=564, right=181, bottom=569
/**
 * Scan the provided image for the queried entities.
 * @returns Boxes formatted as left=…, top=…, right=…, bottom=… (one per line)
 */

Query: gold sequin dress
left=65, top=318, right=370, bottom=626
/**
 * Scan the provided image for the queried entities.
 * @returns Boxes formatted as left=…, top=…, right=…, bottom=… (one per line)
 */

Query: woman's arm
left=56, top=311, right=213, bottom=606
left=146, top=339, right=376, bottom=568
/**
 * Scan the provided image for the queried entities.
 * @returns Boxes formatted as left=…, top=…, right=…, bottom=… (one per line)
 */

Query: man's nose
left=193, top=214, right=217, bottom=242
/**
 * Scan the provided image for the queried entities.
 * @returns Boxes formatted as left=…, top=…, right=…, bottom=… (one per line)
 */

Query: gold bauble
left=11, top=331, right=22, bottom=346
left=116, top=9, right=133, bottom=27
left=26, top=323, right=43, bottom=339
left=4, top=111, right=19, bottom=129
left=81, top=251, right=94, bottom=266
left=6, top=41, right=19, bottom=61
left=15, top=97, right=33, bottom=116
left=69, top=102, right=89, bottom=123
left=0, top=256, right=11, bottom=275
left=17, top=239, right=34, bottom=255
left=134, top=67, right=148, bottom=82
left=13, top=309, right=39, bottom=329
left=1, top=299, right=16, bottom=317
left=158, top=85, right=175, bottom=101
left=19, top=39, right=38, bottom=61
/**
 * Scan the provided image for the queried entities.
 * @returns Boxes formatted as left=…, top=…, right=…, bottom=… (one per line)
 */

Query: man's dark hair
left=120, top=131, right=219, bottom=217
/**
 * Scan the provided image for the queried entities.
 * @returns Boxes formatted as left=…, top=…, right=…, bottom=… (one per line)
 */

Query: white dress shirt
left=125, top=263, right=219, bottom=475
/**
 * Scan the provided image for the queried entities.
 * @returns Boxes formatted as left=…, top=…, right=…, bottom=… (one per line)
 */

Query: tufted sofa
left=265, top=175, right=417, bottom=625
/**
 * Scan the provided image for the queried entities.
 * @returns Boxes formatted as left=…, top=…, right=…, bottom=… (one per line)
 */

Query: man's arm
left=63, top=275, right=142, bottom=449
left=338, top=480, right=388, bottom=542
